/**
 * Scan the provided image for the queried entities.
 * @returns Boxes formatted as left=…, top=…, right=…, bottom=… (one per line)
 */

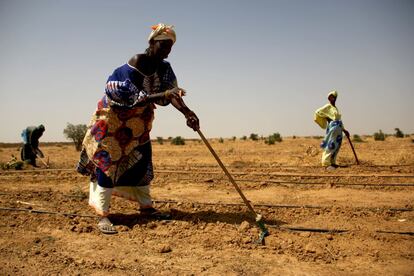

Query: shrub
left=156, top=136, right=164, bottom=145
left=265, top=136, right=276, bottom=145
left=63, top=123, right=87, bottom=151
left=265, top=133, right=282, bottom=145
left=219, top=138, right=224, bottom=143
left=231, top=136, right=236, bottom=141
left=271, top=133, right=282, bottom=142
left=171, top=136, right=185, bottom=145
left=241, top=136, right=247, bottom=141
left=373, top=130, right=385, bottom=141
left=249, top=133, right=259, bottom=141
left=352, top=134, right=364, bottom=143
left=1, top=155, right=24, bottom=170
left=395, top=128, right=404, bottom=138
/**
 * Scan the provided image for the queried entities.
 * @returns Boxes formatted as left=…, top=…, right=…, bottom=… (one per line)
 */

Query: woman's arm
left=170, top=95, right=200, bottom=131
left=145, top=87, right=199, bottom=131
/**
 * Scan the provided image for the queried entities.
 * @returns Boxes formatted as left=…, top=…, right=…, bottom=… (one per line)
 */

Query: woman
left=314, top=90, right=349, bottom=170
left=77, top=23, right=199, bottom=234
left=21, top=124, right=45, bottom=167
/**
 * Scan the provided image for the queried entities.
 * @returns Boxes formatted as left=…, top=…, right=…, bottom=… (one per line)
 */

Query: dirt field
left=1, top=136, right=413, bottom=275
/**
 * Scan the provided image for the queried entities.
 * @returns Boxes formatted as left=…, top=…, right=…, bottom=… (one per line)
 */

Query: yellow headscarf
left=148, top=23, right=176, bottom=44
left=314, top=90, right=341, bottom=129
left=328, top=90, right=338, bottom=98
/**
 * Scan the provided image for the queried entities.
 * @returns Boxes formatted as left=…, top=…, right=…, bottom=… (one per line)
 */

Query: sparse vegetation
left=249, top=133, right=259, bottom=141
left=231, top=136, right=236, bottom=141
left=63, top=123, right=87, bottom=151
left=1, top=155, right=24, bottom=170
left=265, top=133, right=282, bottom=145
left=395, top=128, right=404, bottom=138
left=156, top=136, right=164, bottom=145
left=352, top=134, right=364, bottom=143
left=219, top=138, right=224, bottom=143
left=374, top=130, right=386, bottom=141
left=171, top=136, right=185, bottom=145
left=241, top=136, right=247, bottom=141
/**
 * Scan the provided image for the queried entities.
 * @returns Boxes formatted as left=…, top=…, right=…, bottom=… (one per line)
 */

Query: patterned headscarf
left=148, top=23, right=176, bottom=44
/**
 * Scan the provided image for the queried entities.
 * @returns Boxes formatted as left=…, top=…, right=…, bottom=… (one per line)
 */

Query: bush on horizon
left=394, top=128, right=404, bottom=138
left=171, top=136, right=185, bottom=145
left=352, top=134, right=364, bottom=143
left=249, top=133, right=259, bottom=141
left=265, top=133, right=282, bottom=145
left=156, top=136, right=164, bottom=145
left=63, top=123, right=87, bottom=151
left=373, top=130, right=386, bottom=141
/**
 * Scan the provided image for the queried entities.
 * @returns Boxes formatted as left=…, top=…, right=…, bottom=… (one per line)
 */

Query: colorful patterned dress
left=77, top=61, right=177, bottom=215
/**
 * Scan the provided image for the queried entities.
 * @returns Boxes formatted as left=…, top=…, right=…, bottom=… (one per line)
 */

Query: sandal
left=97, top=217, right=118, bottom=234
left=140, top=207, right=172, bottom=220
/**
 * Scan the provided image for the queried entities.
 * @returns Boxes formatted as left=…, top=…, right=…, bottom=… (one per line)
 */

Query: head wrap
left=328, top=90, right=338, bottom=98
left=148, top=23, right=176, bottom=44
left=38, top=124, right=45, bottom=131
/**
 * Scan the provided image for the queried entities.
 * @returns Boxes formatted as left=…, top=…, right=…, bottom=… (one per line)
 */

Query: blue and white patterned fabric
left=320, top=120, right=343, bottom=165
left=105, top=79, right=147, bottom=108
left=104, top=62, right=177, bottom=108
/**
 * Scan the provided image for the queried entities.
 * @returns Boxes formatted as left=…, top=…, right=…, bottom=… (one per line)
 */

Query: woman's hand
left=185, top=110, right=200, bottom=131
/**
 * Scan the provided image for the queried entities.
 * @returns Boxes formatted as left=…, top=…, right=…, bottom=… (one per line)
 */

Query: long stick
left=345, top=135, right=360, bottom=165
left=196, top=129, right=269, bottom=243
left=36, top=154, right=50, bottom=168
left=197, top=130, right=256, bottom=215
left=197, top=129, right=269, bottom=245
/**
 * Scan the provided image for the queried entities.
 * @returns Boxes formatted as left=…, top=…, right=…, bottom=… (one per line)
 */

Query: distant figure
left=314, top=91, right=349, bottom=170
left=21, top=124, right=45, bottom=167
left=77, top=23, right=199, bottom=234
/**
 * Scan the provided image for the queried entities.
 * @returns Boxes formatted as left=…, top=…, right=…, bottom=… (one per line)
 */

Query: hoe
left=345, top=134, right=360, bottom=165
left=197, top=129, right=269, bottom=244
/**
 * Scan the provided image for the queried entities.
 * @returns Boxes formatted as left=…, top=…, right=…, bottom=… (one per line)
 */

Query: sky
left=0, top=0, right=413, bottom=142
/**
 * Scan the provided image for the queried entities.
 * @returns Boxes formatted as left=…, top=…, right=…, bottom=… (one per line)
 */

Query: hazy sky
left=1, top=0, right=413, bottom=142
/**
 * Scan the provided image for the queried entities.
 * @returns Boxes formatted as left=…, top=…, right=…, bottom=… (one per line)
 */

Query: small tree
left=249, top=133, right=259, bottom=141
left=171, top=136, right=185, bottom=145
left=265, top=133, right=282, bottom=145
left=395, top=128, right=404, bottom=138
left=156, top=136, right=164, bottom=145
left=63, top=123, right=87, bottom=151
left=352, top=134, right=364, bottom=143
left=373, top=130, right=385, bottom=141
